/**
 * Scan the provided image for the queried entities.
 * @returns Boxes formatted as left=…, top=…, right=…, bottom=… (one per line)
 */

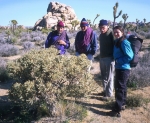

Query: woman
left=111, top=26, right=133, bottom=117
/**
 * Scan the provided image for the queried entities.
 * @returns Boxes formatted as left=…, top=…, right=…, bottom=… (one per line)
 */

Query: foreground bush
left=0, top=58, right=9, bottom=82
left=7, top=48, right=96, bottom=118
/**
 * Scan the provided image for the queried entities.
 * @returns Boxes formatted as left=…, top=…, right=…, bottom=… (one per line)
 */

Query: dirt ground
left=82, top=61, right=150, bottom=123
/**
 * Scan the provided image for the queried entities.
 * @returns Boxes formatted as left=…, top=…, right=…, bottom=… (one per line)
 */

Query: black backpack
left=120, top=35, right=143, bottom=67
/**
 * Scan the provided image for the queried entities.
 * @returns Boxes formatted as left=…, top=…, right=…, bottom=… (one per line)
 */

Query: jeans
left=100, top=57, right=115, bottom=97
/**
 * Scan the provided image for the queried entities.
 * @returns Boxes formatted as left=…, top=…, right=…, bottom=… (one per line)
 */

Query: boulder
left=33, top=1, right=80, bottom=30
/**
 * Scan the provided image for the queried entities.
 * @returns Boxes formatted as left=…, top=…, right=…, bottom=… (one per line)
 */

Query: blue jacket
left=75, top=31, right=98, bottom=55
left=45, top=31, right=70, bottom=54
left=113, top=39, right=133, bottom=69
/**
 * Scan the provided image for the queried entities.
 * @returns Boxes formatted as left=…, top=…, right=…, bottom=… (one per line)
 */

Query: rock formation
left=33, top=1, right=80, bottom=30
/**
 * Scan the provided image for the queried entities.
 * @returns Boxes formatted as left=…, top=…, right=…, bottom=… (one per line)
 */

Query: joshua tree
left=87, top=19, right=91, bottom=26
left=5, top=30, right=11, bottom=40
left=93, top=14, right=100, bottom=25
left=118, top=20, right=123, bottom=26
left=113, top=2, right=122, bottom=28
left=143, top=18, right=146, bottom=26
left=122, top=14, right=128, bottom=29
left=126, top=23, right=133, bottom=32
left=135, top=19, right=140, bottom=32
left=71, top=20, right=79, bottom=30
left=11, top=20, right=18, bottom=34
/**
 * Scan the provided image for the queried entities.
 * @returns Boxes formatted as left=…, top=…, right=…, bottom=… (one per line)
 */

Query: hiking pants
left=114, top=69, right=130, bottom=112
left=100, top=57, right=115, bottom=97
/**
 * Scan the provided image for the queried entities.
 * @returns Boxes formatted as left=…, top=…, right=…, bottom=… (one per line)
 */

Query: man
left=99, top=19, right=115, bottom=100
left=45, top=21, right=70, bottom=55
left=75, top=18, right=97, bottom=71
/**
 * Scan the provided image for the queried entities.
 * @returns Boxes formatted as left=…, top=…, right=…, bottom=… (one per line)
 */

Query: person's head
left=113, top=26, right=125, bottom=39
left=80, top=18, right=89, bottom=31
left=99, top=19, right=109, bottom=34
left=57, top=21, right=64, bottom=34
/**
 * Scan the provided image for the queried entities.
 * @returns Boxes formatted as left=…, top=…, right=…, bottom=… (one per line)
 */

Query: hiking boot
left=107, top=111, right=121, bottom=117
left=112, top=105, right=126, bottom=111
left=121, top=105, right=126, bottom=110
left=97, top=91, right=106, bottom=97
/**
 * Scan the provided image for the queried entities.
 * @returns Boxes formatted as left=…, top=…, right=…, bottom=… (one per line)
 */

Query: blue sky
left=0, top=0, right=149, bottom=26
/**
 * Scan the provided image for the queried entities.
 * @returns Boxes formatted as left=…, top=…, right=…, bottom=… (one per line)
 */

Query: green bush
left=126, top=94, right=150, bottom=107
left=0, top=58, right=9, bottom=82
left=7, top=47, right=96, bottom=117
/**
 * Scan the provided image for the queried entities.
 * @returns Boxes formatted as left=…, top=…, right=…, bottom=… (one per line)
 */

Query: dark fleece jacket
left=99, top=28, right=114, bottom=58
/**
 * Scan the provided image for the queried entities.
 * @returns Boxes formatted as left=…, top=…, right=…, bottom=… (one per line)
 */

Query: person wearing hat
left=45, top=20, right=70, bottom=55
left=98, top=19, right=115, bottom=100
left=75, top=18, right=98, bottom=71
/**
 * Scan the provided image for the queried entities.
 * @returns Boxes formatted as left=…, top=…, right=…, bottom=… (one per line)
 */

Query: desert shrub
left=0, top=43, right=19, bottom=57
left=7, top=48, right=96, bottom=118
left=0, top=35, right=6, bottom=44
left=129, top=51, right=150, bottom=88
left=41, top=28, right=51, bottom=34
left=23, top=41, right=35, bottom=50
left=126, top=94, right=150, bottom=107
left=7, top=36, right=18, bottom=44
left=140, top=27, right=149, bottom=32
left=0, top=58, right=9, bottom=82
left=64, top=101, right=87, bottom=121
left=0, top=32, right=7, bottom=44
left=20, top=32, right=32, bottom=42
left=138, top=31, right=146, bottom=39
left=145, top=32, right=150, bottom=39
left=67, top=31, right=77, bottom=39
left=20, top=31, right=47, bottom=44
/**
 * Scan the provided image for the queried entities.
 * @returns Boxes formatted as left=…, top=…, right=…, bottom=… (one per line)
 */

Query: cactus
left=122, top=14, right=128, bottom=29
left=113, top=2, right=122, bottom=28
left=93, top=14, right=100, bottom=25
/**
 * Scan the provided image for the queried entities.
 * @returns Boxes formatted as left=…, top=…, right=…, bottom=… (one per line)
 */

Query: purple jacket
left=45, top=30, right=70, bottom=55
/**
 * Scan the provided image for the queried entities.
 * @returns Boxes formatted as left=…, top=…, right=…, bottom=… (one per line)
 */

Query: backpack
left=120, top=35, right=143, bottom=68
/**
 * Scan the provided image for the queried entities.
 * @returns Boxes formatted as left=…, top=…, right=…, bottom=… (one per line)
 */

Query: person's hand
left=58, top=40, right=66, bottom=45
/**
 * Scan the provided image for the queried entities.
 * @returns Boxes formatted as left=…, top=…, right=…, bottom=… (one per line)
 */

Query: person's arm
left=64, top=34, right=70, bottom=49
left=90, top=31, right=98, bottom=55
left=75, top=32, right=79, bottom=53
left=45, top=32, right=52, bottom=48
left=57, top=33, right=70, bottom=49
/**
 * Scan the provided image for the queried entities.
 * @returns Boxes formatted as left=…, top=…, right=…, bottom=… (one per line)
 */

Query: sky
left=0, top=0, right=149, bottom=27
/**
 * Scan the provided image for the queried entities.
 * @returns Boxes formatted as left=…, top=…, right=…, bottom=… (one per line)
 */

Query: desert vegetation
left=0, top=2, right=150, bottom=123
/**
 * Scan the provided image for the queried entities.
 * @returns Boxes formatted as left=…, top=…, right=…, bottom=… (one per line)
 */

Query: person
left=110, top=25, right=133, bottom=117
left=98, top=19, right=115, bottom=99
left=45, top=21, right=70, bottom=55
left=75, top=18, right=97, bottom=71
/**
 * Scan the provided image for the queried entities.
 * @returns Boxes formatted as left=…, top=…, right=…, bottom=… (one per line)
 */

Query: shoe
left=97, top=91, right=106, bottom=97
left=107, top=111, right=121, bottom=117
left=112, top=105, right=126, bottom=111
left=121, top=105, right=126, bottom=110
